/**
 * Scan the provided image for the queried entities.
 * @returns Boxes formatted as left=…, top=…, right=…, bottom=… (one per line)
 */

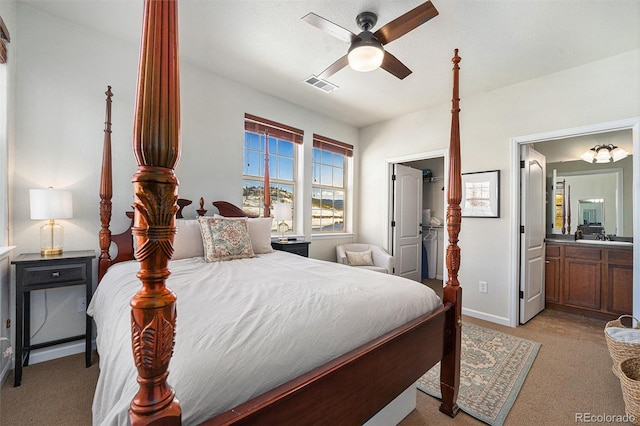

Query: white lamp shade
left=273, top=202, right=292, bottom=221
left=30, top=189, right=73, bottom=220
left=580, top=150, right=596, bottom=163
left=610, top=146, right=629, bottom=162
left=348, top=45, right=384, bottom=72
left=595, top=147, right=612, bottom=163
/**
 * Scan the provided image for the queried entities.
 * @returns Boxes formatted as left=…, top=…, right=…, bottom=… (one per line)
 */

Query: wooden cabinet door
left=607, top=249, right=633, bottom=315
left=564, top=258, right=601, bottom=310
left=545, top=245, right=561, bottom=304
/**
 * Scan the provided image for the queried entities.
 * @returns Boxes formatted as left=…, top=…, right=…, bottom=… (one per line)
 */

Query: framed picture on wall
left=461, top=170, right=500, bottom=218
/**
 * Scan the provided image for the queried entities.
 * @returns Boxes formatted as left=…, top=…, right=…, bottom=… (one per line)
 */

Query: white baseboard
left=27, top=340, right=96, bottom=365
left=462, top=307, right=512, bottom=327
left=0, top=357, right=11, bottom=386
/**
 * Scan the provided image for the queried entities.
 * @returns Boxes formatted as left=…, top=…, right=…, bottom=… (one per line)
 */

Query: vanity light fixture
left=580, top=144, right=629, bottom=164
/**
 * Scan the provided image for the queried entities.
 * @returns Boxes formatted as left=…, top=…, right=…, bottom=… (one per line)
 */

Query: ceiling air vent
left=304, top=75, right=338, bottom=93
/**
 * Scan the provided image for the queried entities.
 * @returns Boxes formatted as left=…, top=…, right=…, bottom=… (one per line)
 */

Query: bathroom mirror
left=578, top=198, right=604, bottom=234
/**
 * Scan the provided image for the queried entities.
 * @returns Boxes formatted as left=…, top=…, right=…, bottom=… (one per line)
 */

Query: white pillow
left=345, top=250, right=374, bottom=266
left=247, top=217, right=274, bottom=254
left=173, top=219, right=204, bottom=259
left=213, top=214, right=274, bottom=254
left=606, top=327, right=640, bottom=343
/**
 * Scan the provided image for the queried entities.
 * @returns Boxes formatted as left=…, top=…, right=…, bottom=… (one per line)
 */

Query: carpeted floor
left=0, top=309, right=625, bottom=425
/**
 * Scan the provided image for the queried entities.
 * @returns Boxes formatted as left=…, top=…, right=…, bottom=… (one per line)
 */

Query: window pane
left=333, top=167, right=344, bottom=188
left=321, top=164, right=332, bottom=186
left=242, top=179, right=263, bottom=217
left=245, top=150, right=262, bottom=177
left=312, top=147, right=321, bottom=163
left=333, top=152, right=344, bottom=168
left=278, top=157, right=294, bottom=181
left=268, top=137, right=277, bottom=155
left=279, top=140, right=294, bottom=157
left=311, top=188, right=322, bottom=233
left=321, top=149, right=332, bottom=164
left=245, top=132, right=260, bottom=150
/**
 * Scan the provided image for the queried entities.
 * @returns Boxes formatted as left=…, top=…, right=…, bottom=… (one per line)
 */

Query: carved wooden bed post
left=440, top=49, right=462, bottom=417
left=129, top=0, right=182, bottom=424
left=99, top=86, right=113, bottom=282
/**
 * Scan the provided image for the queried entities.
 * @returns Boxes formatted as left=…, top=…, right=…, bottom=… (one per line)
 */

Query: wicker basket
left=605, top=315, right=640, bottom=377
left=619, top=357, right=640, bottom=425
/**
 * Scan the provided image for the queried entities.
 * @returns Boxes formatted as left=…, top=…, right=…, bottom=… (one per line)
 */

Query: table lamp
left=273, top=202, right=292, bottom=243
left=29, top=188, right=73, bottom=255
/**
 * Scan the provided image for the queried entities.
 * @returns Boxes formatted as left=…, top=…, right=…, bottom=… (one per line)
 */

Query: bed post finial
left=129, top=0, right=181, bottom=424
left=440, top=48, right=462, bottom=418
left=99, top=86, right=114, bottom=282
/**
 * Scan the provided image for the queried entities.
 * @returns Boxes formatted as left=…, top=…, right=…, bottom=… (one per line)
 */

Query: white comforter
left=88, top=251, right=441, bottom=425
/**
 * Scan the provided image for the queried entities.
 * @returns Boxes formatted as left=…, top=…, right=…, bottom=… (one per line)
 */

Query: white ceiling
left=16, top=0, right=640, bottom=128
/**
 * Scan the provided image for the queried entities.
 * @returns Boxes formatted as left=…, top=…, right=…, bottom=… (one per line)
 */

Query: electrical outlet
left=77, top=297, right=86, bottom=313
left=479, top=281, right=488, bottom=294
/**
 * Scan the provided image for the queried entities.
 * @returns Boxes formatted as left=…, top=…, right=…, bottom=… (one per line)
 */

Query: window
left=243, top=114, right=303, bottom=233
left=312, top=134, right=352, bottom=233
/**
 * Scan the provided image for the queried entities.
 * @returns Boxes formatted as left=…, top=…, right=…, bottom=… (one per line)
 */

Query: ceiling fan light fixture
left=347, top=32, right=384, bottom=72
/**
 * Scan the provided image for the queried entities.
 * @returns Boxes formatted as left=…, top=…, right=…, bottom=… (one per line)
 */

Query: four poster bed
left=90, top=0, right=463, bottom=425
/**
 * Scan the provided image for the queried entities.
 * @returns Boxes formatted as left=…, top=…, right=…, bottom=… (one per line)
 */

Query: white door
left=392, top=164, right=423, bottom=281
left=520, top=145, right=546, bottom=324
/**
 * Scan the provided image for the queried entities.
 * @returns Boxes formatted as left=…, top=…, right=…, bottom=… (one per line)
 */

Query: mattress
left=88, top=250, right=441, bottom=425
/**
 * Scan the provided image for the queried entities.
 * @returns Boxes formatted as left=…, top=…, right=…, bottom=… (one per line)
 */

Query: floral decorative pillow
left=345, top=250, right=374, bottom=266
left=198, top=216, right=255, bottom=262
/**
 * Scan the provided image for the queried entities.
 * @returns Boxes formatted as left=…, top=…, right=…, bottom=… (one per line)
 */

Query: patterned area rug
left=417, top=322, right=540, bottom=426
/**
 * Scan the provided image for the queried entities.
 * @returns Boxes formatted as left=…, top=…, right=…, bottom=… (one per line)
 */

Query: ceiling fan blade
left=380, top=51, right=412, bottom=80
left=302, top=12, right=357, bottom=44
left=318, top=55, right=349, bottom=80
left=374, top=1, right=439, bottom=45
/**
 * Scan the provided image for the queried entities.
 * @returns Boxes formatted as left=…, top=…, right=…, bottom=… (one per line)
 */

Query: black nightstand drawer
left=23, top=263, right=87, bottom=286
left=271, top=241, right=310, bottom=257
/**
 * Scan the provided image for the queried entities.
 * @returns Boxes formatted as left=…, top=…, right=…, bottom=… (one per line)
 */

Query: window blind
left=244, top=113, right=303, bottom=144
left=313, top=134, right=353, bottom=157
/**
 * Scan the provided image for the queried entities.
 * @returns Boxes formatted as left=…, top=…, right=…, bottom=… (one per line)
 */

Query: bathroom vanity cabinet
left=545, top=242, right=632, bottom=319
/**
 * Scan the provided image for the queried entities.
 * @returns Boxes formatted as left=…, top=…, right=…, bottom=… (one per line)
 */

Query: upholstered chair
left=335, top=243, right=394, bottom=274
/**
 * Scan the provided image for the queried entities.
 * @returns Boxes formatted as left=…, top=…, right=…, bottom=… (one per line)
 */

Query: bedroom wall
left=359, top=48, right=640, bottom=324
left=8, top=4, right=358, bottom=363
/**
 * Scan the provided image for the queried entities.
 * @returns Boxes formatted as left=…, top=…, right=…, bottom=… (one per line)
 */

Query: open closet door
left=392, top=164, right=423, bottom=281
left=520, top=144, right=546, bottom=324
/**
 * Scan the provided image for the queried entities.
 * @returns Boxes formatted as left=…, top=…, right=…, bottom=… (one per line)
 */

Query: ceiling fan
left=302, top=1, right=439, bottom=80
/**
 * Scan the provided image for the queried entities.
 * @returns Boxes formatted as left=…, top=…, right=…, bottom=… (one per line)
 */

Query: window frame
left=311, top=134, right=353, bottom=235
left=242, top=114, right=303, bottom=234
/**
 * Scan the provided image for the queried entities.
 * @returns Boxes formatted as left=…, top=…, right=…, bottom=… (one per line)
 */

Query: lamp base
left=278, top=236, right=288, bottom=243
left=41, top=248, right=63, bottom=256
left=40, top=220, right=64, bottom=257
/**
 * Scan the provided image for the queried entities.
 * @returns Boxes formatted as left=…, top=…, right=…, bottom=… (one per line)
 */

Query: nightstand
left=271, top=240, right=310, bottom=257
left=11, top=250, right=96, bottom=387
